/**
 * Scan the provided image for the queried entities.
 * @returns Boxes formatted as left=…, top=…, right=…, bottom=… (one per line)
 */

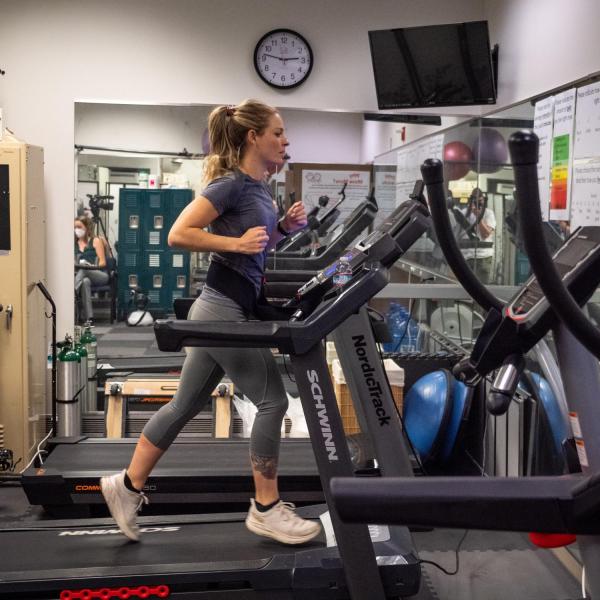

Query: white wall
left=484, top=0, right=600, bottom=109
left=1, top=0, right=512, bottom=333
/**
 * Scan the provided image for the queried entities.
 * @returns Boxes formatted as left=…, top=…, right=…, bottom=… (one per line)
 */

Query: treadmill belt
left=0, top=519, right=324, bottom=578
left=45, top=440, right=317, bottom=475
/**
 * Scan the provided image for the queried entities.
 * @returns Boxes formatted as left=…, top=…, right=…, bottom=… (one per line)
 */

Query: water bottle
left=402, top=316, right=421, bottom=352
left=383, top=302, right=405, bottom=352
left=332, top=254, right=353, bottom=290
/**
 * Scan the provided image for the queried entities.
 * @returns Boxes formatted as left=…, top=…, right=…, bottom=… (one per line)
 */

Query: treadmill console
left=462, top=226, right=600, bottom=382
left=295, top=248, right=365, bottom=298
left=294, top=198, right=431, bottom=301
left=508, top=227, right=600, bottom=321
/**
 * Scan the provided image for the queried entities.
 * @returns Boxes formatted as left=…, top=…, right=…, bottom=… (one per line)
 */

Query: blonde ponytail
left=202, top=99, right=277, bottom=184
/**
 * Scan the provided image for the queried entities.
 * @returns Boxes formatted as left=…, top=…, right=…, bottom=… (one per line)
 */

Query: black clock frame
left=253, top=28, right=314, bottom=90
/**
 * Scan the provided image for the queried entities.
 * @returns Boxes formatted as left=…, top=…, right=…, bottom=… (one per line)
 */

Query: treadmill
left=266, top=191, right=377, bottom=271
left=273, top=185, right=345, bottom=253
left=22, top=185, right=426, bottom=518
left=331, top=133, right=600, bottom=598
left=264, top=182, right=425, bottom=300
left=4, top=192, right=431, bottom=599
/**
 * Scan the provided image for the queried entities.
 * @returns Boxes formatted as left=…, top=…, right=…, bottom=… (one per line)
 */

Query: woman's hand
left=281, top=201, right=307, bottom=233
left=237, top=226, right=270, bottom=254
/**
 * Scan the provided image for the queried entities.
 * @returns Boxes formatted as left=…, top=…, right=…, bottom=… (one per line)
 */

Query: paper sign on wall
left=395, top=134, right=443, bottom=205
left=301, top=169, right=371, bottom=223
left=550, top=89, right=576, bottom=220
left=570, top=82, right=600, bottom=227
left=373, top=169, right=397, bottom=226
left=574, top=82, right=600, bottom=160
left=533, top=96, right=555, bottom=221
left=570, top=162, right=600, bottom=228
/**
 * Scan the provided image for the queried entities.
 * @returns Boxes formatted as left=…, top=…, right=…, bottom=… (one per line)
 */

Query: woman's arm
left=92, top=237, right=107, bottom=268
left=168, top=195, right=269, bottom=254
left=266, top=201, right=308, bottom=250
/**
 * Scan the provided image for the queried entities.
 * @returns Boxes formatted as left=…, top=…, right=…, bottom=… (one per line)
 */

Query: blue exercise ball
left=529, top=372, right=568, bottom=456
left=403, top=370, right=453, bottom=464
left=439, top=380, right=472, bottom=464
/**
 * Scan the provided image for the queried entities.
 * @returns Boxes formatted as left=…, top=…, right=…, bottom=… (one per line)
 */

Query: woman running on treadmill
left=101, top=99, right=320, bottom=545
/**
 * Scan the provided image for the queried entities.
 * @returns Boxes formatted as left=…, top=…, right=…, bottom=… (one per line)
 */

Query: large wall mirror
left=74, top=101, right=440, bottom=415
left=74, top=82, right=598, bottom=418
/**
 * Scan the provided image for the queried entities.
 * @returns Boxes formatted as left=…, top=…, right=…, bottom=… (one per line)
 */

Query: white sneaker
left=246, top=499, right=322, bottom=545
left=100, top=469, right=149, bottom=542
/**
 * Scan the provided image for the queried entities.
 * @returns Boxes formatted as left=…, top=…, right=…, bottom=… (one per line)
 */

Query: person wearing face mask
left=74, top=215, right=109, bottom=323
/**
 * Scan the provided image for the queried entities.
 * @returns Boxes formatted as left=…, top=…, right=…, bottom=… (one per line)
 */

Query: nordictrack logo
left=58, top=526, right=180, bottom=536
left=307, top=369, right=338, bottom=461
left=352, top=335, right=391, bottom=426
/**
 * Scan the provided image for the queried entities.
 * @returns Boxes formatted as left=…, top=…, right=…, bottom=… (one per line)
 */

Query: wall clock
left=254, top=29, right=313, bottom=89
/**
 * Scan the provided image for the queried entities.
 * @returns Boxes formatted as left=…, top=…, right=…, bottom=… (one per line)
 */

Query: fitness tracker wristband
left=277, top=220, right=290, bottom=236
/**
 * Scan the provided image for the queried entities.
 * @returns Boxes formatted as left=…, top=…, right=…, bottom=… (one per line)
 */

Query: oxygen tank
left=56, top=335, right=81, bottom=437
left=81, top=322, right=97, bottom=412
left=73, top=326, right=88, bottom=414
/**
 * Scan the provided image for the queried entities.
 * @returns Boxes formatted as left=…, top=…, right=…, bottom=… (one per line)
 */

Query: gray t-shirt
left=202, top=170, right=277, bottom=295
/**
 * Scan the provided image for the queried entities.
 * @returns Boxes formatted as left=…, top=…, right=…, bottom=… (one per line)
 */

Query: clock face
left=254, top=29, right=313, bottom=89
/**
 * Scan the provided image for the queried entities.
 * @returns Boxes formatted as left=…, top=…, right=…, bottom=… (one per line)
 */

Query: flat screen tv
left=368, top=21, right=497, bottom=110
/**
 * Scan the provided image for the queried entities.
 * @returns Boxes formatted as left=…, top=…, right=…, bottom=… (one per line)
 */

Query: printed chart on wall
left=550, top=88, right=576, bottom=220
left=571, top=82, right=600, bottom=228
left=533, top=96, right=555, bottom=221
left=373, top=168, right=397, bottom=227
left=301, top=169, right=371, bottom=224
left=396, top=134, right=444, bottom=205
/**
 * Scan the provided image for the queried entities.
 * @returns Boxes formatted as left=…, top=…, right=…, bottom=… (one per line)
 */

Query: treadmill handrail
left=420, top=158, right=503, bottom=313
left=267, top=202, right=377, bottom=270
left=510, top=130, right=600, bottom=359
left=269, top=198, right=372, bottom=261
left=156, top=266, right=389, bottom=355
left=331, top=474, right=600, bottom=534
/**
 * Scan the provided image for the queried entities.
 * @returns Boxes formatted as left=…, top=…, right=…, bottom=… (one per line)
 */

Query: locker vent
left=172, top=254, right=184, bottom=268
left=148, top=254, right=160, bottom=268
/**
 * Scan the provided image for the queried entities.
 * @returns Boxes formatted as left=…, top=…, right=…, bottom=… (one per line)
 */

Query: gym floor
left=0, top=481, right=582, bottom=599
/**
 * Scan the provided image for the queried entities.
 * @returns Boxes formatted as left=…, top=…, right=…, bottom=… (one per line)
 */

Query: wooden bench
left=104, top=376, right=234, bottom=439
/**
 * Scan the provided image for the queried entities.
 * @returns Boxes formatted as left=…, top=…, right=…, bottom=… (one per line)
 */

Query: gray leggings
left=143, top=286, right=288, bottom=459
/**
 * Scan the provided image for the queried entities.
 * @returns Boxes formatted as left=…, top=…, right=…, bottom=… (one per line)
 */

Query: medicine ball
left=443, top=141, right=473, bottom=180
left=472, top=128, right=508, bottom=174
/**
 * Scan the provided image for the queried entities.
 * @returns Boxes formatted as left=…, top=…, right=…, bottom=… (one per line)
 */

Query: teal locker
left=117, top=188, right=193, bottom=319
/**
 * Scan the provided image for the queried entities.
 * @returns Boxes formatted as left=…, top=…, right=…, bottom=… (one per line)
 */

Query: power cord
left=418, top=529, right=469, bottom=575
left=20, top=428, right=53, bottom=473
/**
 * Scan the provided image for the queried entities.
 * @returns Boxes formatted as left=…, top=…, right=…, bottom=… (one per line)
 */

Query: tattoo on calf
left=251, top=453, right=278, bottom=479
